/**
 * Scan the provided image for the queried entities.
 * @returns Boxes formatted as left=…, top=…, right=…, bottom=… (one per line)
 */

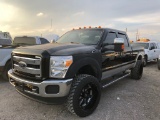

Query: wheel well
left=76, top=65, right=97, bottom=78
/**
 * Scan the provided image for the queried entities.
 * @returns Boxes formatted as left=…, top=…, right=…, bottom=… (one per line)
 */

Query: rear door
left=118, top=33, right=134, bottom=64
left=101, top=31, right=133, bottom=79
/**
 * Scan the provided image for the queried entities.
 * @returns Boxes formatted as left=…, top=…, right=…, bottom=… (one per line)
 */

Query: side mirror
left=114, top=38, right=124, bottom=52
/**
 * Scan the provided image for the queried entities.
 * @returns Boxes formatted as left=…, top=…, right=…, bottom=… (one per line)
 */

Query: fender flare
left=134, top=53, right=143, bottom=67
left=65, top=57, right=101, bottom=80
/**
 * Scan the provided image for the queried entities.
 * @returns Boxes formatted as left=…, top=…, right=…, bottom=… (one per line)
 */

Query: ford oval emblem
left=18, top=61, right=27, bottom=68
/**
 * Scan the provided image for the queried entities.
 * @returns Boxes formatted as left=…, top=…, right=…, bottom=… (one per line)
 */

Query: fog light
left=45, top=85, right=59, bottom=94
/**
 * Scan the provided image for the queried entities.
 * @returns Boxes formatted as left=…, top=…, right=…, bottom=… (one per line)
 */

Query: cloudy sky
left=1, top=0, right=160, bottom=41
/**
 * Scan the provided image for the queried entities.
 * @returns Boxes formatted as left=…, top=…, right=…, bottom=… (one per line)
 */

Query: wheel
left=67, top=74, right=101, bottom=117
left=2, top=60, right=12, bottom=80
left=143, top=56, right=147, bottom=67
left=158, top=59, right=160, bottom=70
left=131, top=60, right=143, bottom=80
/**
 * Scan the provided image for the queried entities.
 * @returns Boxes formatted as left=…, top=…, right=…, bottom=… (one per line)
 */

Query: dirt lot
left=0, top=62, right=160, bottom=120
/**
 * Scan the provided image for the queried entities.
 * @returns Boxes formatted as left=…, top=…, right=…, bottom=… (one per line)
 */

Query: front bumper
left=8, top=69, right=73, bottom=98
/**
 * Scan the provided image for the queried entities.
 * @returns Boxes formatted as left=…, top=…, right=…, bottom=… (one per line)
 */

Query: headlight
left=50, top=56, right=73, bottom=78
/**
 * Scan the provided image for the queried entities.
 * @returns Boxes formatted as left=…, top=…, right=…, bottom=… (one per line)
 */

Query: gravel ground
left=0, top=62, right=160, bottom=120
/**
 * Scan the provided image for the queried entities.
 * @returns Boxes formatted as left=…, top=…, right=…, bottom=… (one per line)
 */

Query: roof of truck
left=72, top=27, right=126, bottom=34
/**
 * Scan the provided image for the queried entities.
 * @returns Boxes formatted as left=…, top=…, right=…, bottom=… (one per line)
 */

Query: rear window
left=13, top=37, right=36, bottom=45
left=132, top=43, right=149, bottom=49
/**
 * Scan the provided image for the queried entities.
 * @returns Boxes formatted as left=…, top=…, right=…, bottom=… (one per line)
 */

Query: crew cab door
left=101, top=31, right=133, bottom=80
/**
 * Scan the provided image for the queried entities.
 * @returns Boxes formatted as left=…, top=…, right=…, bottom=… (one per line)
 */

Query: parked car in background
left=0, top=36, right=49, bottom=80
left=132, top=41, right=160, bottom=66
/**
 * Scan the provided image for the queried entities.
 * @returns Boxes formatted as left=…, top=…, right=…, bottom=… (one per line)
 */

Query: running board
left=102, top=73, right=130, bottom=88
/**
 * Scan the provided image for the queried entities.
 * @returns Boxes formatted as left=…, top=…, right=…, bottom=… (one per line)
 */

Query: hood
left=15, top=43, right=96, bottom=56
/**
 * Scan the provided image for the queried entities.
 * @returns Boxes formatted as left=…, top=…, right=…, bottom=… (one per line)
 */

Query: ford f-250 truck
left=8, top=28, right=144, bottom=117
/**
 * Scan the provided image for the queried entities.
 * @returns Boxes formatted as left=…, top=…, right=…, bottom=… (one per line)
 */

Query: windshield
left=13, top=37, right=36, bottom=45
left=132, top=43, right=149, bottom=49
left=57, top=29, right=103, bottom=45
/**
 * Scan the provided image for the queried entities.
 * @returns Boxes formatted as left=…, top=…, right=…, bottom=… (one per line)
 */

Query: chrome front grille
left=12, top=54, right=41, bottom=79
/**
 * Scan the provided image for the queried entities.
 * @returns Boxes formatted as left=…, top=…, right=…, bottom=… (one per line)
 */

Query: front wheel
left=67, top=74, right=101, bottom=117
left=131, top=60, right=143, bottom=80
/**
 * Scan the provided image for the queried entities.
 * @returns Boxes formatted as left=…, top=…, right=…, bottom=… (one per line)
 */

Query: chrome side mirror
left=114, top=38, right=124, bottom=44
left=114, top=38, right=125, bottom=52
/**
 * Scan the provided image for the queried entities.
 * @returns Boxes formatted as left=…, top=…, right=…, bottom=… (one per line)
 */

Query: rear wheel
left=67, top=74, right=101, bottom=117
left=2, top=60, right=12, bottom=80
left=131, top=60, right=143, bottom=80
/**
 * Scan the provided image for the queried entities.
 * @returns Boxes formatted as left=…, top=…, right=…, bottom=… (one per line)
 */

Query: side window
left=103, top=32, right=117, bottom=50
left=40, top=38, right=49, bottom=44
left=118, top=33, right=129, bottom=47
left=153, top=43, right=157, bottom=49
left=104, top=32, right=117, bottom=43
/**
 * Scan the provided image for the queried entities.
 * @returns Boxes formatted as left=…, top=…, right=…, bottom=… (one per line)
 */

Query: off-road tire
left=67, top=74, right=101, bottom=117
left=2, top=60, right=12, bottom=80
left=131, top=60, right=143, bottom=80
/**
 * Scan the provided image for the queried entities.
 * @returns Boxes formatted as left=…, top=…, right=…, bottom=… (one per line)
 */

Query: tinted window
left=132, top=43, right=149, bottom=49
left=118, top=33, right=129, bottom=46
left=103, top=32, right=117, bottom=50
left=57, top=29, right=103, bottom=45
left=150, top=43, right=155, bottom=49
left=40, top=38, right=49, bottom=44
left=104, top=32, right=117, bottom=43
left=153, top=43, right=157, bottom=49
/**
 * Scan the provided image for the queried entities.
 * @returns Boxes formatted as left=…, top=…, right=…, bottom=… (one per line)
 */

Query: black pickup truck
left=8, top=28, right=144, bottom=117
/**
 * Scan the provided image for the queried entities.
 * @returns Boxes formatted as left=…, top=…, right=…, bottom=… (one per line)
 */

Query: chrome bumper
left=8, top=70, right=73, bottom=97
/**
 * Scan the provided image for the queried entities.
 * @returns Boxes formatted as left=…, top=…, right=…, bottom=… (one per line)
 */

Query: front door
left=101, top=32, right=133, bottom=80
